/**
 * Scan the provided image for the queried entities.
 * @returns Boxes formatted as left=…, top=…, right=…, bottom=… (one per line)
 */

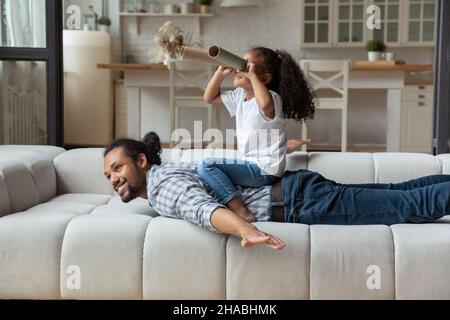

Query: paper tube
left=180, top=46, right=219, bottom=65
left=208, top=45, right=248, bottom=71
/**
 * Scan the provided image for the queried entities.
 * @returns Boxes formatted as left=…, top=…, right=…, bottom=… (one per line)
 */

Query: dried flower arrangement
left=153, top=21, right=202, bottom=63
left=153, top=21, right=185, bottom=58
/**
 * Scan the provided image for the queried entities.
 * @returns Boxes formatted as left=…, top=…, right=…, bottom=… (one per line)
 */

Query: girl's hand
left=235, top=60, right=257, bottom=80
left=246, top=60, right=257, bottom=77
left=287, top=139, right=312, bottom=154
left=216, top=65, right=234, bottom=77
left=235, top=61, right=256, bottom=79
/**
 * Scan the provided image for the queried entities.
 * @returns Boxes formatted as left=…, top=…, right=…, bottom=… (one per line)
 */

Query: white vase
left=368, top=51, right=383, bottom=61
left=163, top=53, right=174, bottom=66
left=98, top=24, right=110, bottom=33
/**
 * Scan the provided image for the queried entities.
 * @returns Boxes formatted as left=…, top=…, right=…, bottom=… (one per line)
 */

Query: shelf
left=119, top=12, right=214, bottom=17
left=119, top=12, right=214, bottom=35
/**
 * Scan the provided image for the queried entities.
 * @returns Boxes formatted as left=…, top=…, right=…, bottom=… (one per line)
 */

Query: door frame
left=433, top=0, right=450, bottom=154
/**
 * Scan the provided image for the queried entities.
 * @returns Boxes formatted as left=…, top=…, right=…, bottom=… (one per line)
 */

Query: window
left=0, top=0, right=63, bottom=146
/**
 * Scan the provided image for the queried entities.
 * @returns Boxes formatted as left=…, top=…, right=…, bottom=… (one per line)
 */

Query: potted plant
left=200, top=0, right=213, bottom=14
left=366, top=39, right=386, bottom=61
left=98, top=16, right=111, bottom=33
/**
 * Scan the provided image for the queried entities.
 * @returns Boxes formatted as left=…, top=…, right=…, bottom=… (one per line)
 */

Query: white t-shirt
left=221, top=88, right=287, bottom=177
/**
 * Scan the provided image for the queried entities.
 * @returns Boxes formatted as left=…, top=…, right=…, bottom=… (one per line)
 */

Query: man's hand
left=287, top=139, right=312, bottom=154
left=211, top=208, right=285, bottom=250
left=240, top=228, right=285, bottom=250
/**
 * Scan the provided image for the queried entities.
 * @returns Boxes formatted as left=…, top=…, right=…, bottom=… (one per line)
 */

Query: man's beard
left=120, top=176, right=146, bottom=203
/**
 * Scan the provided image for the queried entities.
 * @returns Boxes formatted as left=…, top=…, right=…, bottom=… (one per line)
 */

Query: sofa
left=1, top=145, right=450, bottom=300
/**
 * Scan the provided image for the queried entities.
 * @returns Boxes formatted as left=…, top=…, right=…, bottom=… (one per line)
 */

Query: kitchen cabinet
left=336, top=0, right=368, bottom=46
left=372, top=0, right=403, bottom=46
left=301, top=0, right=437, bottom=48
left=302, top=0, right=333, bottom=47
left=405, top=0, right=436, bottom=45
left=400, top=84, right=434, bottom=153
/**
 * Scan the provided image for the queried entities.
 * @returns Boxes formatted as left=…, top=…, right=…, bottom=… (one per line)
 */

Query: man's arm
left=153, top=174, right=285, bottom=249
left=210, top=208, right=285, bottom=250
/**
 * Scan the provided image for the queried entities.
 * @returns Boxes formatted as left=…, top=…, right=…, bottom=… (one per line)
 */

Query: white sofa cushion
left=373, top=153, right=442, bottom=183
left=143, top=217, right=227, bottom=300
left=308, top=152, right=375, bottom=183
left=27, top=202, right=97, bottom=216
left=12, top=156, right=57, bottom=204
left=92, top=197, right=159, bottom=217
left=226, top=222, right=310, bottom=300
left=391, top=223, right=450, bottom=299
left=0, top=148, right=62, bottom=214
left=0, top=173, right=10, bottom=217
left=0, top=145, right=65, bottom=161
left=60, top=214, right=152, bottom=300
left=285, top=151, right=309, bottom=172
left=53, top=148, right=114, bottom=195
left=0, top=211, right=75, bottom=299
left=436, top=154, right=450, bottom=174
left=0, top=158, right=40, bottom=214
left=50, top=194, right=112, bottom=206
left=310, top=225, right=395, bottom=300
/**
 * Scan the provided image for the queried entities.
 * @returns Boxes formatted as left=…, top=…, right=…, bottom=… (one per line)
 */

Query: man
left=103, top=136, right=450, bottom=250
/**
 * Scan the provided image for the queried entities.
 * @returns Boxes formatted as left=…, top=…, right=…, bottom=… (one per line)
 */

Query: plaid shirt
left=147, top=162, right=272, bottom=233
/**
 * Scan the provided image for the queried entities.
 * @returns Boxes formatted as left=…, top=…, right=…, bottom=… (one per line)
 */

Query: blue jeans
left=198, top=157, right=279, bottom=204
left=279, top=170, right=450, bottom=224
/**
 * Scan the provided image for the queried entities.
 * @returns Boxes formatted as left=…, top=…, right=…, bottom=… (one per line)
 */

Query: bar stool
left=300, top=59, right=350, bottom=152
left=168, top=59, right=215, bottom=148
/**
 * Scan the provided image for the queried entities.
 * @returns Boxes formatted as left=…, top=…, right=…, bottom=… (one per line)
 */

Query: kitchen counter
left=99, top=63, right=433, bottom=72
left=98, top=63, right=167, bottom=70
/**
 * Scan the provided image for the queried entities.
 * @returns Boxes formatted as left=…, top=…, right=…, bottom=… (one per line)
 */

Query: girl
left=199, top=47, right=315, bottom=222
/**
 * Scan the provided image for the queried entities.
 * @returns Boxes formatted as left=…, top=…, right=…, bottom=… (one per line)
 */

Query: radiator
left=5, top=86, right=46, bottom=145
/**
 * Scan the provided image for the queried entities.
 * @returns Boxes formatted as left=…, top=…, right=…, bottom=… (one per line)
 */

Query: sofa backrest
left=0, top=146, right=65, bottom=217
left=53, top=148, right=114, bottom=195
left=56, top=147, right=450, bottom=195
left=3, top=145, right=450, bottom=216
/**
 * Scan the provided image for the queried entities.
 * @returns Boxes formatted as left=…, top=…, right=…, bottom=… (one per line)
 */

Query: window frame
left=0, top=0, right=63, bottom=146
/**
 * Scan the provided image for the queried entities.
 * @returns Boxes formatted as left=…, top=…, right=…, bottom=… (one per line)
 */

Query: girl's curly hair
left=250, top=47, right=315, bottom=122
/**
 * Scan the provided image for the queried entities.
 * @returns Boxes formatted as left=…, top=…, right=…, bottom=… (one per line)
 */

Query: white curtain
left=4, top=0, right=46, bottom=47
left=2, top=0, right=46, bottom=91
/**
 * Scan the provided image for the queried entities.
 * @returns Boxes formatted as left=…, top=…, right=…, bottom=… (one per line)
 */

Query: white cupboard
left=301, top=0, right=437, bottom=48
left=63, top=30, right=113, bottom=146
left=400, top=84, right=434, bottom=153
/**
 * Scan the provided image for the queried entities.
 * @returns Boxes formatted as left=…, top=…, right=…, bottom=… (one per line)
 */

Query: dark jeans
left=279, top=170, right=450, bottom=224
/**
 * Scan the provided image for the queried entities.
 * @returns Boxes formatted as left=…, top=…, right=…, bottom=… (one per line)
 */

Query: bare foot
left=234, top=209, right=256, bottom=223
left=228, top=197, right=256, bottom=223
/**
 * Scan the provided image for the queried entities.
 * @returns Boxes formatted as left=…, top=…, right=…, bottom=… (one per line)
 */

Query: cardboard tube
left=208, top=45, right=247, bottom=71
left=180, top=46, right=219, bottom=65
